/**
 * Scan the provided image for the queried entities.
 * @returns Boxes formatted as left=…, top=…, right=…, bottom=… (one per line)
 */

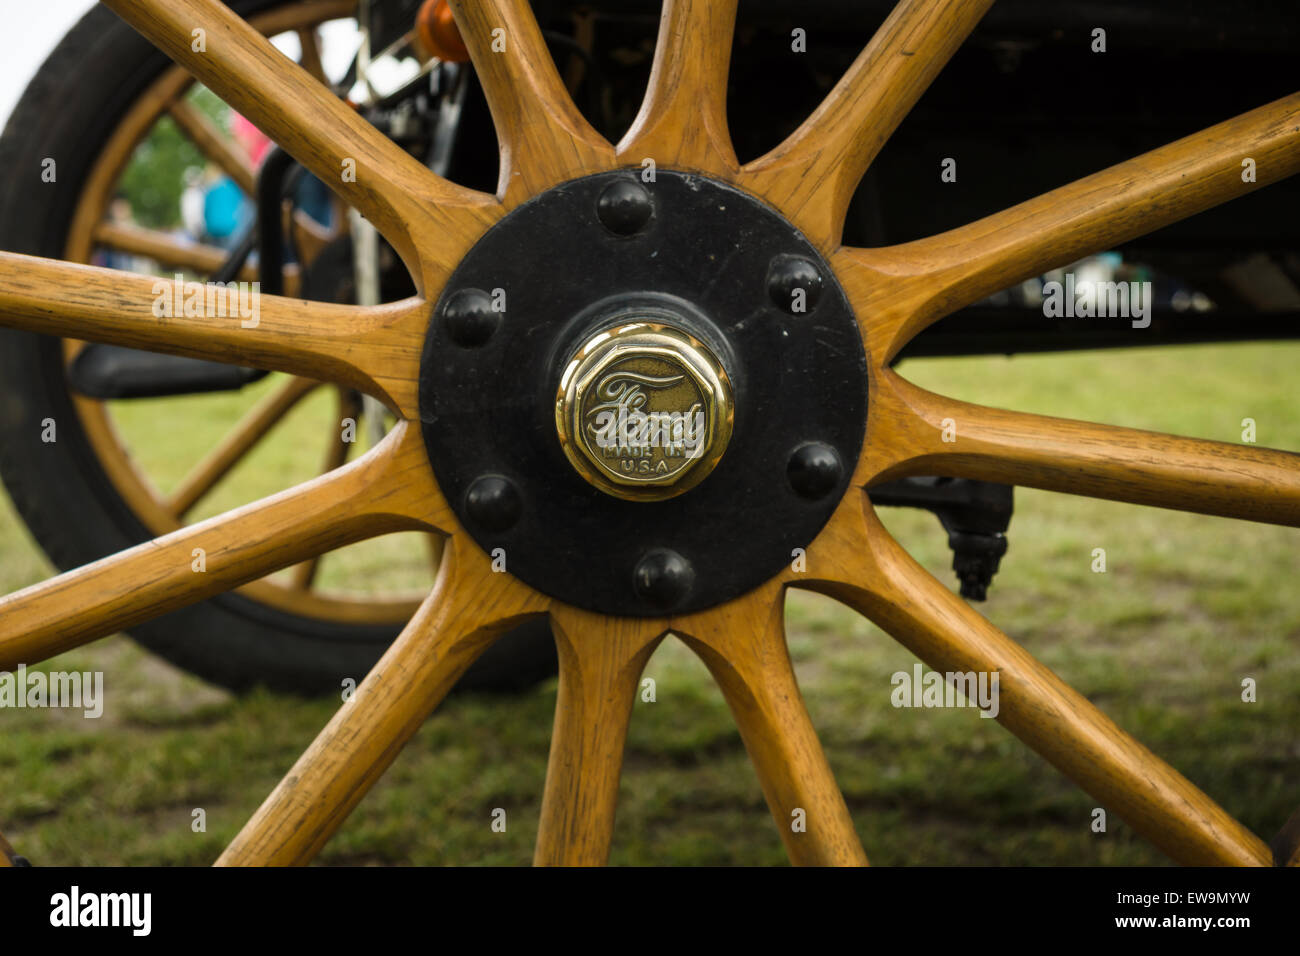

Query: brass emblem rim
left=555, top=322, right=735, bottom=501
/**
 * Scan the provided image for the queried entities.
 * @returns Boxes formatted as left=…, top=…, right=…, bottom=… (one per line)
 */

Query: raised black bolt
left=597, top=179, right=654, bottom=236
left=465, top=475, right=521, bottom=532
left=767, top=254, right=824, bottom=314
left=443, top=287, right=499, bottom=347
left=787, top=442, right=842, bottom=499
left=632, top=548, right=694, bottom=610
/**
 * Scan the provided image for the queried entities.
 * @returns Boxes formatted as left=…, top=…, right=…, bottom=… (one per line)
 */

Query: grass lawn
left=1, top=342, right=1297, bottom=865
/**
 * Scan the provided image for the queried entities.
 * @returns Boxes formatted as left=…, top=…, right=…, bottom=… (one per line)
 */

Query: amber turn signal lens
left=415, top=0, right=470, bottom=63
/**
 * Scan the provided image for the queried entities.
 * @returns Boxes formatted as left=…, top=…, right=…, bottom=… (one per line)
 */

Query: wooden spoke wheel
left=1, top=0, right=1298, bottom=867
left=0, top=0, right=554, bottom=696
left=63, top=0, right=426, bottom=628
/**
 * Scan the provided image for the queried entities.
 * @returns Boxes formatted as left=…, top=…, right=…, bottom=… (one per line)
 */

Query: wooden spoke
left=535, top=607, right=665, bottom=865
left=93, top=221, right=258, bottom=281
left=447, top=0, right=613, bottom=204
left=425, top=533, right=446, bottom=573
left=0, top=251, right=429, bottom=417
left=837, top=91, right=1300, bottom=364
left=0, top=829, right=21, bottom=867
left=616, top=0, right=739, bottom=174
left=796, top=493, right=1272, bottom=866
left=297, top=26, right=328, bottom=86
left=101, top=0, right=499, bottom=283
left=288, top=388, right=366, bottom=591
left=168, top=98, right=256, bottom=194
left=290, top=208, right=336, bottom=266
left=672, top=583, right=869, bottom=866
left=738, top=0, right=993, bottom=249
left=0, top=422, right=449, bottom=670
left=166, top=376, right=322, bottom=518
left=866, top=369, right=1300, bottom=526
left=218, top=536, right=548, bottom=865
left=1273, top=806, right=1300, bottom=867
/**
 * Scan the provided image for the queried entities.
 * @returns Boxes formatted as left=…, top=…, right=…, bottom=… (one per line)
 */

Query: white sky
left=1, top=0, right=97, bottom=129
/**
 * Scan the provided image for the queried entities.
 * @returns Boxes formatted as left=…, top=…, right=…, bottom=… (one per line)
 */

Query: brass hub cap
left=556, top=322, right=733, bottom=500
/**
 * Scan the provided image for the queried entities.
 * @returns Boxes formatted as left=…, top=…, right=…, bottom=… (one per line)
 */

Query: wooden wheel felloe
left=1, top=0, right=1297, bottom=866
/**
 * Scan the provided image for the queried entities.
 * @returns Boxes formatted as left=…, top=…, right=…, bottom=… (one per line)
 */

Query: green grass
left=1, top=342, right=1298, bottom=865
left=106, top=376, right=435, bottom=598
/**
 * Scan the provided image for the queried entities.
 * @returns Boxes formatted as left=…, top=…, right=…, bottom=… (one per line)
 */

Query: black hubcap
left=419, top=170, right=867, bottom=616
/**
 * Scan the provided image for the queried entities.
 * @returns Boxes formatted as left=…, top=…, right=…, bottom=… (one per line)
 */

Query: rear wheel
left=0, top=0, right=556, bottom=694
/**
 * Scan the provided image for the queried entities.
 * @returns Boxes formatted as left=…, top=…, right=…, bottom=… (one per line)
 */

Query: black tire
left=0, top=0, right=558, bottom=695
